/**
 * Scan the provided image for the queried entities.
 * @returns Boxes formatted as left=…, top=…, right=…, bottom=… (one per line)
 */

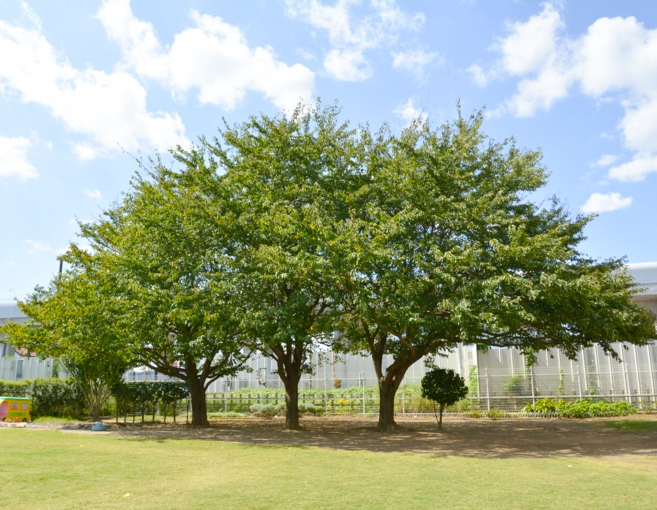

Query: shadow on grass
left=70, top=414, right=657, bottom=459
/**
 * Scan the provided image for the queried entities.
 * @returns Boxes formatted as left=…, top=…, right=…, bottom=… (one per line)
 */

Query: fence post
left=576, top=366, right=582, bottom=401
left=530, top=366, right=536, bottom=405
left=623, top=362, right=632, bottom=404
left=484, top=367, right=490, bottom=411
left=362, top=372, right=366, bottom=414
left=646, top=344, right=655, bottom=406
left=401, top=385, right=405, bottom=414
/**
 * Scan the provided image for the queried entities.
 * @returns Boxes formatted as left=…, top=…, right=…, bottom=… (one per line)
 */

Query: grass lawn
left=1, top=429, right=655, bottom=509
left=598, top=420, right=657, bottom=432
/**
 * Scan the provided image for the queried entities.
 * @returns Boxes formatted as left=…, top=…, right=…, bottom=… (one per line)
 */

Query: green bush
left=0, top=380, right=31, bottom=397
left=523, top=398, right=636, bottom=417
left=421, top=368, right=469, bottom=428
left=249, top=403, right=286, bottom=417
left=298, top=403, right=316, bottom=415
left=526, top=398, right=558, bottom=413
left=0, top=379, right=87, bottom=417
left=111, top=381, right=189, bottom=422
left=30, top=379, right=87, bottom=417
left=207, top=411, right=247, bottom=418
left=503, top=375, right=529, bottom=396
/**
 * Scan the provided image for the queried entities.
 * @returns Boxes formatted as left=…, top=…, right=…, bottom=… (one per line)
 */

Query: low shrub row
left=248, top=402, right=319, bottom=418
left=522, top=398, right=636, bottom=417
left=111, top=381, right=189, bottom=422
left=0, top=379, right=87, bottom=417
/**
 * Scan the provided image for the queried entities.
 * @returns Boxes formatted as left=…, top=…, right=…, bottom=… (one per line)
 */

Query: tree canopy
left=2, top=102, right=653, bottom=431
left=65, top=158, right=250, bottom=426
left=421, top=368, right=468, bottom=429
left=330, top=111, right=655, bottom=430
left=0, top=271, right=130, bottom=420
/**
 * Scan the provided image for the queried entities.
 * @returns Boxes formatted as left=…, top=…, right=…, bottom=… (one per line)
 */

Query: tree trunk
left=188, top=379, right=209, bottom=427
left=374, top=359, right=412, bottom=432
left=284, top=379, right=300, bottom=430
left=90, top=403, right=101, bottom=422
left=377, top=378, right=399, bottom=432
left=79, top=381, right=102, bottom=421
left=439, top=403, right=444, bottom=430
left=271, top=343, right=304, bottom=430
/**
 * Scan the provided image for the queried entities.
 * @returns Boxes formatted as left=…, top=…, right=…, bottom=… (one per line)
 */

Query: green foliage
left=111, top=381, right=189, bottom=421
left=4, top=103, right=654, bottom=431
left=421, top=368, right=468, bottom=408
left=329, top=108, right=656, bottom=428
left=207, top=411, right=247, bottom=419
left=0, top=379, right=87, bottom=417
left=249, top=403, right=286, bottom=417
left=0, top=270, right=134, bottom=422
left=503, top=375, right=529, bottom=396
left=523, top=398, right=636, bottom=417
left=298, top=403, right=318, bottom=415
left=61, top=355, right=127, bottom=421
left=247, top=402, right=317, bottom=417
left=557, top=369, right=565, bottom=396
left=0, top=380, right=31, bottom=397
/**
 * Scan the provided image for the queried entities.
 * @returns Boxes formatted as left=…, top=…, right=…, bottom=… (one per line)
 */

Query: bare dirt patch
left=45, top=414, right=657, bottom=459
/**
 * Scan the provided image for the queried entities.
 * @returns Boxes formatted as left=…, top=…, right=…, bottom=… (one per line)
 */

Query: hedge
left=522, top=398, right=636, bottom=417
left=0, top=379, right=87, bottom=417
left=111, top=381, right=189, bottom=423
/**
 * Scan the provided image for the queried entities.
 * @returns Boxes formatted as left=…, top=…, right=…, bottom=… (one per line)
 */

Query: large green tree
left=331, top=112, right=655, bottom=431
left=1, top=271, right=130, bottom=421
left=68, top=158, right=251, bottom=427
left=199, top=103, right=363, bottom=429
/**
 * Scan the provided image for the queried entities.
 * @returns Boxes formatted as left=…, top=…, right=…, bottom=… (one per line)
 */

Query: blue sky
left=1, top=0, right=657, bottom=301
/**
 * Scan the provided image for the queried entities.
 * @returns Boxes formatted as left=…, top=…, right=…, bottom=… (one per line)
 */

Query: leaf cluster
left=421, top=368, right=468, bottom=407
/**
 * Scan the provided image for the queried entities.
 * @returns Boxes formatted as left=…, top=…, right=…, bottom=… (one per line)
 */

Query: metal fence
left=202, top=367, right=657, bottom=414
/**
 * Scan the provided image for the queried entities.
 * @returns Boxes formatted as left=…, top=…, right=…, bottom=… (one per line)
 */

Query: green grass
left=598, top=420, right=657, bottom=432
left=1, top=429, right=656, bottom=509
left=31, top=416, right=86, bottom=423
left=207, top=411, right=247, bottom=418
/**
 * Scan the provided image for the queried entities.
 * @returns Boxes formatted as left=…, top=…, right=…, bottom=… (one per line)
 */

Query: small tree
left=60, top=354, right=126, bottom=421
left=421, top=368, right=468, bottom=429
left=1, top=271, right=133, bottom=422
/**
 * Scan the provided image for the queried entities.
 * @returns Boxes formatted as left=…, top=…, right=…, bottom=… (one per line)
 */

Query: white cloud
left=324, top=48, right=372, bottom=81
left=286, top=0, right=423, bottom=81
left=394, top=98, right=427, bottom=126
left=297, top=48, right=316, bottom=60
left=581, top=192, right=633, bottom=214
left=0, top=7, right=188, bottom=160
left=98, top=0, right=315, bottom=111
left=82, top=188, right=102, bottom=200
left=0, top=135, right=37, bottom=179
left=608, top=154, right=657, bottom=182
left=72, top=142, right=105, bottom=161
left=476, top=3, right=657, bottom=182
left=391, top=49, right=440, bottom=80
left=593, top=154, right=618, bottom=167
left=467, top=64, right=490, bottom=87
left=499, top=3, right=564, bottom=76
left=24, top=239, right=51, bottom=251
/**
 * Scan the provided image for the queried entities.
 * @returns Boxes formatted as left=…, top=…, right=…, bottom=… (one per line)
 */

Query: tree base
left=282, top=425, right=304, bottom=432
left=375, top=420, right=403, bottom=433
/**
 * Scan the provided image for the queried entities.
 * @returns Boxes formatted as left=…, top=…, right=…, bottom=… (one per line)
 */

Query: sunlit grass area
left=598, top=420, right=657, bottom=433
left=1, top=429, right=656, bottom=509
